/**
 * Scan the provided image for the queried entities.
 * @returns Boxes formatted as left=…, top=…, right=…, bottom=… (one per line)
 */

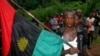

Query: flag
left=0, top=0, right=63, bottom=56
left=9, top=13, right=63, bottom=56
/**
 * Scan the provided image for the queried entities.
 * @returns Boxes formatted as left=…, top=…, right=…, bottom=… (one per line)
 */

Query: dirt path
left=90, top=43, right=100, bottom=56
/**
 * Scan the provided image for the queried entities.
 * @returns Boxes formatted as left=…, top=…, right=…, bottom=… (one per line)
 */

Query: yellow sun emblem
left=17, top=37, right=28, bottom=52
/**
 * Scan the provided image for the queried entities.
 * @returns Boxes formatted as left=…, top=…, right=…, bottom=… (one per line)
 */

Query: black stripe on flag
left=9, top=13, right=42, bottom=56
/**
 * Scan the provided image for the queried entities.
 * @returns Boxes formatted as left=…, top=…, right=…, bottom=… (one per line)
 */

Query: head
left=63, top=11, right=75, bottom=27
left=90, top=11, right=96, bottom=17
left=76, top=9, right=82, bottom=18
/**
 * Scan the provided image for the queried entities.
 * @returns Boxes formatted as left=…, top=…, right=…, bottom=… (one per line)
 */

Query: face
left=76, top=11, right=82, bottom=17
left=64, top=12, right=75, bottom=27
left=90, top=12, right=95, bottom=17
left=75, top=16, right=79, bottom=26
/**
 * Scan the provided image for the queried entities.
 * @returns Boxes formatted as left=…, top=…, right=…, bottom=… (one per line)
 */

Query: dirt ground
left=90, top=43, right=100, bottom=56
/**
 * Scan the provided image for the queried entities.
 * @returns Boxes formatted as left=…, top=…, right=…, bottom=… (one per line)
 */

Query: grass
left=93, top=36, right=100, bottom=43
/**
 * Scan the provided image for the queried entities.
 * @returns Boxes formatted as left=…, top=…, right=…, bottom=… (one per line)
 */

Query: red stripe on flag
left=0, top=0, right=15, bottom=56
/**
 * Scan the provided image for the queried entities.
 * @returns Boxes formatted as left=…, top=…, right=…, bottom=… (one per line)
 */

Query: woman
left=61, top=11, right=93, bottom=56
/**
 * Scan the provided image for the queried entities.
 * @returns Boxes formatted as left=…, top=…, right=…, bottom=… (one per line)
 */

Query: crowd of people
left=43, top=9, right=100, bottom=56
left=31, top=9, right=100, bottom=56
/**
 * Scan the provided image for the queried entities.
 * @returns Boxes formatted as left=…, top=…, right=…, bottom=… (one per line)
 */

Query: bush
left=17, top=1, right=88, bottom=21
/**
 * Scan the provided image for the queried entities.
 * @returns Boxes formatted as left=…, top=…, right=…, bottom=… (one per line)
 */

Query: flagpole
left=10, top=0, right=53, bottom=32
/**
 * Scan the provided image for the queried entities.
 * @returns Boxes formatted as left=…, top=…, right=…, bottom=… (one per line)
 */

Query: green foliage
left=16, top=0, right=100, bottom=21
left=94, top=37, right=100, bottom=43
left=95, top=0, right=100, bottom=9
left=17, top=9, right=32, bottom=20
left=28, top=1, right=88, bottom=21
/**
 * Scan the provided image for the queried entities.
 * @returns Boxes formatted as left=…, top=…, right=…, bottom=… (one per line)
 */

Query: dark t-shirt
left=77, top=25, right=88, bottom=45
left=77, top=26, right=88, bottom=56
left=94, top=16, right=100, bottom=26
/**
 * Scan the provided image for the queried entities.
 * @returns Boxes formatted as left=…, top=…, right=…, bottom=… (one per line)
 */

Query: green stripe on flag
left=32, top=30, right=63, bottom=56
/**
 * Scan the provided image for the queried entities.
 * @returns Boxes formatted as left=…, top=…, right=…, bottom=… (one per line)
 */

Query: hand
left=68, top=48, right=79, bottom=55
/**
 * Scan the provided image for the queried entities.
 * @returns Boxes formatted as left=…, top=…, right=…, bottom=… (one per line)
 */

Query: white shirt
left=50, top=18, right=58, bottom=30
left=62, top=37, right=78, bottom=56
left=87, top=17, right=95, bottom=31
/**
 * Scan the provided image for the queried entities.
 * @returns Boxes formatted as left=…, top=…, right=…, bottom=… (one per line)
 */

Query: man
left=87, top=12, right=95, bottom=49
left=61, top=11, right=92, bottom=56
left=94, top=11, right=100, bottom=37
left=50, top=16, right=59, bottom=32
left=75, top=9, right=87, bottom=30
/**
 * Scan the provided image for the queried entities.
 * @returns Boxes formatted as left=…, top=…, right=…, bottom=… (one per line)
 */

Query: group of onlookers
left=43, top=9, right=100, bottom=49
